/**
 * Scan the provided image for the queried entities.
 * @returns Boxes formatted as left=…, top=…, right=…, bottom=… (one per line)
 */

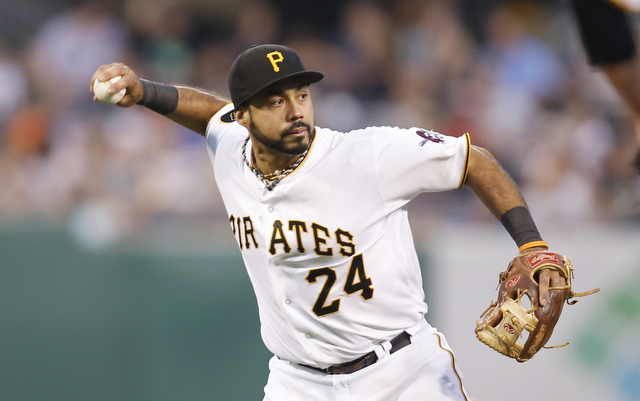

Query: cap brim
left=235, top=70, right=324, bottom=109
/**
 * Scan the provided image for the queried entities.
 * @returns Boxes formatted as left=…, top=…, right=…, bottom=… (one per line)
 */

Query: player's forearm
left=464, top=146, right=527, bottom=219
left=465, top=146, right=546, bottom=251
left=166, top=86, right=230, bottom=136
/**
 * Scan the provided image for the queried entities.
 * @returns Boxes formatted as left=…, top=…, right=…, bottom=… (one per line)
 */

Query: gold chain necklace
left=242, top=137, right=308, bottom=191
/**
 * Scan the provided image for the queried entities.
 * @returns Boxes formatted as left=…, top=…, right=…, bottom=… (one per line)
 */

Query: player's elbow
left=470, top=145, right=494, bottom=162
left=464, top=145, right=499, bottom=187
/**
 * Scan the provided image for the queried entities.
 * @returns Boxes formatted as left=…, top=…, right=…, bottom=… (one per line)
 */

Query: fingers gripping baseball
left=90, top=63, right=144, bottom=106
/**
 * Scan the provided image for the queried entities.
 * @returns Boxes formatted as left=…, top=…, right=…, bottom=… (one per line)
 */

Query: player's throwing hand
left=90, top=63, right=143, bottom=107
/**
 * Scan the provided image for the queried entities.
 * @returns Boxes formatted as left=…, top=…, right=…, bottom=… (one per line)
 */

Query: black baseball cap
left=228, top=44, right=324, bottom=109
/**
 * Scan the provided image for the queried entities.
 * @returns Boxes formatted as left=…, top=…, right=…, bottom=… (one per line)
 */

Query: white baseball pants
left=262, top=320, right=473, bottom=401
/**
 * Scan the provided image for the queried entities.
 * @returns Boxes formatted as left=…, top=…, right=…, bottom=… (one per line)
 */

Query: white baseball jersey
left=206, top=103, right=470, bottom=369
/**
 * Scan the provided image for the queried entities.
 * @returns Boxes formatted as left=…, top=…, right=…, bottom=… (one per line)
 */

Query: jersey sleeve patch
left=220, top=109, right=237, bottom=124
left=415, top=129, right=446, bottom=146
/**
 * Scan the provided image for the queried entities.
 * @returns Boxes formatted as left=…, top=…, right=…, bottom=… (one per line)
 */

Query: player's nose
left=287, top=99, right=303, bottom=121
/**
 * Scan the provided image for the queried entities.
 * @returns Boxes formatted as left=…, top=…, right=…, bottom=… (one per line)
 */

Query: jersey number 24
left=305, top=254, right=374, bottom=317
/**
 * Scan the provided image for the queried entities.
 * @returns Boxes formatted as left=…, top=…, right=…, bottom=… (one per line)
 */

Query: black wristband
left=500, top=206, right=543, bottom=249
left=137, top=78, right=179, bottom=115
left=572, top=0, right=636, bottom=65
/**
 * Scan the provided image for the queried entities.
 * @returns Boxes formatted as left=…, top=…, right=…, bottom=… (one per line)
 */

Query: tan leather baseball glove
left=475, top=251, right=599, bottom=362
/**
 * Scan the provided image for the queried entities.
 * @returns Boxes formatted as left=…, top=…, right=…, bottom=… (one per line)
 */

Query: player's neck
left=251, top=146, right=304, bottom=176
left=249, top=129, right=314, bottom=176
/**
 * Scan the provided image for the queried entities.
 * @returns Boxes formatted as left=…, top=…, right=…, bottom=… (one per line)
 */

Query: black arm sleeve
left=571, top=0, right=637, bottom=65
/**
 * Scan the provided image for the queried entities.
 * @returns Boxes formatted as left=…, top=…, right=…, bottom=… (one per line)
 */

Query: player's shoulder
left=318, top=125, right=444, bottom=144
left=208, top=103, right=239, bottom=128
left=316, top=125, right=404, bottom=141
left=313, top=126, right=382, bottom=150
left=319, top=125, right=468, bottom=156
left=206, top=103, right=247, bottom=152
left=206, top=104, right=246, bottom=135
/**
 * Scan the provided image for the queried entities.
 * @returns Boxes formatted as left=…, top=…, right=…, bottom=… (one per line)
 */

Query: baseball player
left=91, top=44, right=566, bottom=400
left=572, top=0, right=640, bottom=170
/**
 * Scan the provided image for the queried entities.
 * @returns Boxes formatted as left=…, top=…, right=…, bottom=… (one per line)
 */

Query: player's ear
left=235, top=108, right=250, bottom=129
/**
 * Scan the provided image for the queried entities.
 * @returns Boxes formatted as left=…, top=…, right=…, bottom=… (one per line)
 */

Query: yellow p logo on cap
left=267, top=51, right=284, bottom=72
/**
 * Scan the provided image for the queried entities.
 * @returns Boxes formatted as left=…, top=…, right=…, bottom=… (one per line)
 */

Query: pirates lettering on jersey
left=229, top=214, right=357, bottom=258
left=289, top=221, right=307, bottom=253
left=267, top=220, right=356, bottom=257
left=312, top=223, right=333, bottom=256
left=335, top=229, right=355, bottom=257
left=269, top=220, right=291, bottom=255
left=229, top=214, right=259, bottom=250
left=228, top=214, right=372, bottom=317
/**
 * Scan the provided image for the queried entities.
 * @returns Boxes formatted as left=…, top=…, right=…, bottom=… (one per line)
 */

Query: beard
left=249, top=118, right=313, bottom=156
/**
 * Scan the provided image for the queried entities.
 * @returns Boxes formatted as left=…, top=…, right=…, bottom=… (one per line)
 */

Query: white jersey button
left=305, top=333, right=313, bottom=339
left=284, top=299, right=291, bottom=305
left=268, top=206, right=274, bottom=212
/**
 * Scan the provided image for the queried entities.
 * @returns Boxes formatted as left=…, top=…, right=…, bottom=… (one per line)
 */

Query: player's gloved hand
left=520, top=246, right=565, bottom=307
left=90, top=63, right=144, bottom=107
left=475, top=249, right=599, bottom=362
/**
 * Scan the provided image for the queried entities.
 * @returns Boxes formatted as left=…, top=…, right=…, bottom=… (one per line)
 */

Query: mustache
left=282, top=121, right=312, bottom=137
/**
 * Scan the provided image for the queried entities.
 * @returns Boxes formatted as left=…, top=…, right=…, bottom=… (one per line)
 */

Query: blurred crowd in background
left=0, top=0, right=639, bottom=249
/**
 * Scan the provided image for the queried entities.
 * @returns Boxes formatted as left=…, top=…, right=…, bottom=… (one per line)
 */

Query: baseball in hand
left=93, top=76, right=126, bottom=104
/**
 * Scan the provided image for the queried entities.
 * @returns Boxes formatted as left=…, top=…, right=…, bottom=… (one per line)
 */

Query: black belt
left=300, top=331, right=412, bottom=375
